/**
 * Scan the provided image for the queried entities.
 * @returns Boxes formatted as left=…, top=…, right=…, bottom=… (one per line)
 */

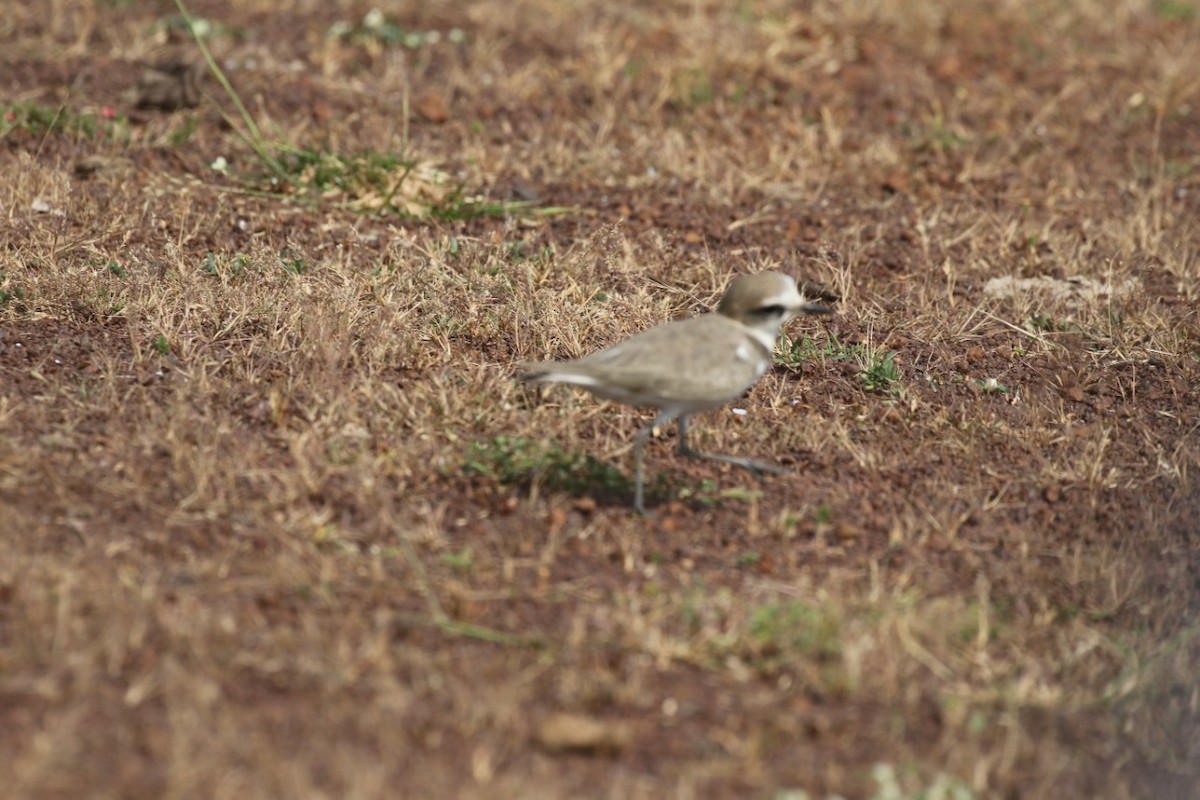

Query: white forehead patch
left=759, top=287, right=803, bottom=308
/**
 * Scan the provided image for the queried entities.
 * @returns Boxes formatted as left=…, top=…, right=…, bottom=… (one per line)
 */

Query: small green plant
left=201, top=252, right=250, bottom=278
left=782, top=333, right=901, bottom=393
left=720, top=486, right=764, bottom=503
left=172, top=1, right=546, bottom=223
left=78, top=288, right=123, bottom=318
left=779, top=333, right=858, bottom=369
left=736, top=550, right=761, bottom=567
left=676, top=479, right=764, bottom=507
left=440, top=547, right=474, bottom=573
left=675, top=478, right=722, bottom=506
left=779, top=334, right=822, bottom=367
left=967, top=709, right=990, bottom=735
left=153, top=335, right=170, bottom=355
left=748, top=601, right=842, bottom=660
left=0, top=270, right=24, bottom=308
left=1152, top=0, right=1196, bottom=21
left=278, top=252, right=309, bottom=275
left=167, top=114, right=201, bottom=147
left=684, top=69, right=714, bottom=105
left=462, top=436, right=628, bottom=495
left=908, top=122, right=972, bottom=154
left=0, top=102, right=128, bottom=141
left=270, top=147, right=406, bottom=194
left=246, top=146, right=538, bottom=221
left=428, top=192, right=538, bottom=222
left=861, top=348, right=901, bottom=394
left=1027, top=313, right=1057, bottom=332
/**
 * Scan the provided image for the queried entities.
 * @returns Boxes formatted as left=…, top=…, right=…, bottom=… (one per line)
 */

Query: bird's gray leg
left=677, top=415, right=691, bottom=455
left=633, top=424, right=649, bottom=515
left=633, top=410, right=679, bottom=515
left=676, top=415, right=786, bottom=477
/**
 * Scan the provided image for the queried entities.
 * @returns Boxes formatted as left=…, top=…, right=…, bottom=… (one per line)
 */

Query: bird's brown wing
left=560, top=315, right=770, bottom=404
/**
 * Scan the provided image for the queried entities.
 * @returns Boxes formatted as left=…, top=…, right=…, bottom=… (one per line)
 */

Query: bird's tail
left=516, top=362, right=558, bottom=383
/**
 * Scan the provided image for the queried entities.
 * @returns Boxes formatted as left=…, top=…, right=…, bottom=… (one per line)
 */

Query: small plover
left=519, top=272, right=830, bottom=513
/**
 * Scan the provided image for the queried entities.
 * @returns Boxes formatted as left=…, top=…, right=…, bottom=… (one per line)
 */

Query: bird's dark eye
left=755, top=304, right=786, bottom=316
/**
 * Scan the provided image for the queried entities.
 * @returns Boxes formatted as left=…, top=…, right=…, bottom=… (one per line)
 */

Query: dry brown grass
left=2, top=1, right=1198, bottom=798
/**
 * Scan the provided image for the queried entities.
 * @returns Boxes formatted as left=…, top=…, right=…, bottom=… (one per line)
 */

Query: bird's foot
left=679, top=448, right=787, bottom=479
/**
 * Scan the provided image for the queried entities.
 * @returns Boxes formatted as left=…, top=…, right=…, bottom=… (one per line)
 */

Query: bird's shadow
left=463, top=434, right=629, bottom=501
left=461, top=435, right=770, bottom=514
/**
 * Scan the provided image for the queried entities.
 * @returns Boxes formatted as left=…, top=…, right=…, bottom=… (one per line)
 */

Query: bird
left=518, top=272, right=831, bottom=514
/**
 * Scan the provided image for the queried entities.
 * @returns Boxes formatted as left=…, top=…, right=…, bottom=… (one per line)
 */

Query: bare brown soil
left=2, top=2, right=1198, bottom=798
